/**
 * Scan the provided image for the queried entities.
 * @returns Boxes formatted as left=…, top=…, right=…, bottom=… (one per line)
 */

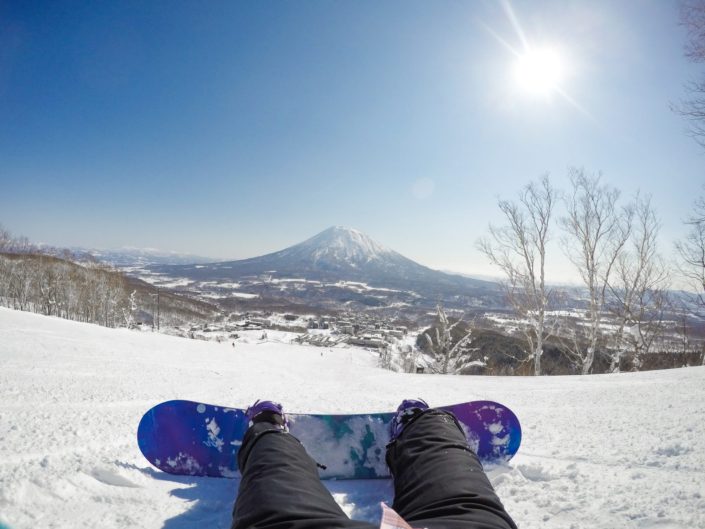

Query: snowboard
left=137, top=399, right=521, bottom=480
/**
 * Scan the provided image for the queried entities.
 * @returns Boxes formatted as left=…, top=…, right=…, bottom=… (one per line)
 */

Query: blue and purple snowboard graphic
left=137, top=399, right=521, bottom=480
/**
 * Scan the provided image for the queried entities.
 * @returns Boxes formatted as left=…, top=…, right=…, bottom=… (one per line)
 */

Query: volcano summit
left=153, top=227, right=502, bottom=312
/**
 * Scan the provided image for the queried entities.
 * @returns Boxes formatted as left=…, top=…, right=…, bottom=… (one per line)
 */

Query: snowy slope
left=1, top=307, right=704, bottom=529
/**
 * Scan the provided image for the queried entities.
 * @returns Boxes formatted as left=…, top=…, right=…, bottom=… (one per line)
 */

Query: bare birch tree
left=675, top=188, right=705, bottom=365
left=676, top=189, right=705, bottom=306
left=422, top=305, right=474, bottom=374
left=675, top=1, right=705, bottom=146
left=559, top=169, right=633, bottom=374
left=0, top=224, right=12, bottom=251
left=477, top=175, right=557, bottom=375
left=607, top=195, right=670, bottom=371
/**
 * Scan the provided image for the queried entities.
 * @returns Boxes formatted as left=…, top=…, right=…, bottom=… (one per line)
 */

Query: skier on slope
left=231, top=399, right=518, bottom=529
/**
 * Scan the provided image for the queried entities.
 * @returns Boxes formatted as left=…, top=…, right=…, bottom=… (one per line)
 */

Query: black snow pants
left=231, top=409, right=518, bottom=529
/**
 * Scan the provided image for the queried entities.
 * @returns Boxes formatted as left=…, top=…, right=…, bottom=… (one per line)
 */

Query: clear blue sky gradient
left=1, top=1, right=703, bottom=281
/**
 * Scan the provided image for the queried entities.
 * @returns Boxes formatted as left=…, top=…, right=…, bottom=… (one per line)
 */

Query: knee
left=400, top=409, right=466, bottom=442
left=385, top=409, right=469, bottom=468
left=238, top=423, right=291, bottom=471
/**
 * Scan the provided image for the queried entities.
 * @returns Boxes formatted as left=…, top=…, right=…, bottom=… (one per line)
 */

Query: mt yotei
left=153, top=227, right=501, bottom=308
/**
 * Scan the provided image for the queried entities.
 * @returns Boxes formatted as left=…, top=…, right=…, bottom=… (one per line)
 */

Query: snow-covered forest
left=0, top=225, right=217, bottom=330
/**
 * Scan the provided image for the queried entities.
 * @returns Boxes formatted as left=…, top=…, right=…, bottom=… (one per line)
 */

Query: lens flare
left=514, top=47, right=563, bottom=96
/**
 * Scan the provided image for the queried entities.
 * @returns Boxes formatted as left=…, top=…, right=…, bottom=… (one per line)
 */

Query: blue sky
left=1, top=1, right=703, bottom=281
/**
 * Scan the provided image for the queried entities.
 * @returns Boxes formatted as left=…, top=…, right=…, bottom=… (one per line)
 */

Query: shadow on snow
left=140, top=468, right=392, bottom=529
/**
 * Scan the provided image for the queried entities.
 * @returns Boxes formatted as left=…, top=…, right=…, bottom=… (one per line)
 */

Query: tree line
left=474, top=171, right=704, bottom=375
left=0, top=224, right=217, bottom=329
left=0, top=224, right=136, bottom=327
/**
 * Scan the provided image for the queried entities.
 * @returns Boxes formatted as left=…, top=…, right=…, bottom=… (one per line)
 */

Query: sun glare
left=514, top=47, right=563, bottom=96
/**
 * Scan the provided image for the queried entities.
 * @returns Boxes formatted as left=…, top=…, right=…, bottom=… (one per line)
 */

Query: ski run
left=1, top=307, right=704, bottom=529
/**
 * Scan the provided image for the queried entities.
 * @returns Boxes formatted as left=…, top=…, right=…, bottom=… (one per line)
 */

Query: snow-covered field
left=1, top=307, right=704, bottom=529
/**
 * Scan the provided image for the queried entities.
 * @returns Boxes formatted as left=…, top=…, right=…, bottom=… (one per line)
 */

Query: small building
left=347, top=336, right=386, bottom=349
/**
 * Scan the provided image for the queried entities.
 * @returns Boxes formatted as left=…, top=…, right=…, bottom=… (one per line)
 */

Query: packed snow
left=1, top=307, right=704, bottom=529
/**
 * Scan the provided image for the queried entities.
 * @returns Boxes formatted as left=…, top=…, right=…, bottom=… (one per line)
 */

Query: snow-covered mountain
left=276, top=226, right=400, bottom=269
left=220, top=226, right=431, bottom=279
left=154, top=226, right=500, bottom=301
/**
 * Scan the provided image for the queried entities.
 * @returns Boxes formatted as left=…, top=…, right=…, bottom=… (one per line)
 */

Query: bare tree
left=675, top=188, right=705, bottom=365
left=0, top=223, right=12, bottom=252
left=478, top=175, right=557, bottom=375
left=693, top=191, right=705, bottom=222
left=676, top=189, right=705, bottom=305
left=559, top=169, right=633, bottom=374
left=553, top=306, right=591, bottom=372
left=123, top=289, right=138, bottom=328
left=607, top=195, right=670, bottom=370
left=675, top=1, right=705, bottom=146
left=7, top=257, right=34, bottom=311
left=422, top=305, right=474, bottom=374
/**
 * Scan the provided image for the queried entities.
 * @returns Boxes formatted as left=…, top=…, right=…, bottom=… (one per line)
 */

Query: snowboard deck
left=137, top=399, right=521, bottom=480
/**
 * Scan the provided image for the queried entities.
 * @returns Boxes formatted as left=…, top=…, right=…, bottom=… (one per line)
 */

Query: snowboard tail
left=137, top=400, right=521, bottom=480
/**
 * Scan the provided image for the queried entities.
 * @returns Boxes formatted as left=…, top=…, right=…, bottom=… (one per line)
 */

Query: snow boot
left=389, top=398, right=429, bottom=442
left=245, top=399, right=289, bottom=432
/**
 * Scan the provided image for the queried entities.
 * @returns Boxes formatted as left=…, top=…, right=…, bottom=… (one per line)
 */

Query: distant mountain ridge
left=74, top=247, right=220, bottom=267
left=155, top=226, right=501, bottom=303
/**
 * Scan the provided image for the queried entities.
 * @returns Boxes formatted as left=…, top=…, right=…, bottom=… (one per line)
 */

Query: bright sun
left=514, top=47, right=563, bottom=96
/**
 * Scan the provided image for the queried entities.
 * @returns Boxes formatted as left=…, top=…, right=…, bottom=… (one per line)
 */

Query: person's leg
left=386, top=409, right=518, bottom=529
left=232, top=422, right=375, bottom=529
